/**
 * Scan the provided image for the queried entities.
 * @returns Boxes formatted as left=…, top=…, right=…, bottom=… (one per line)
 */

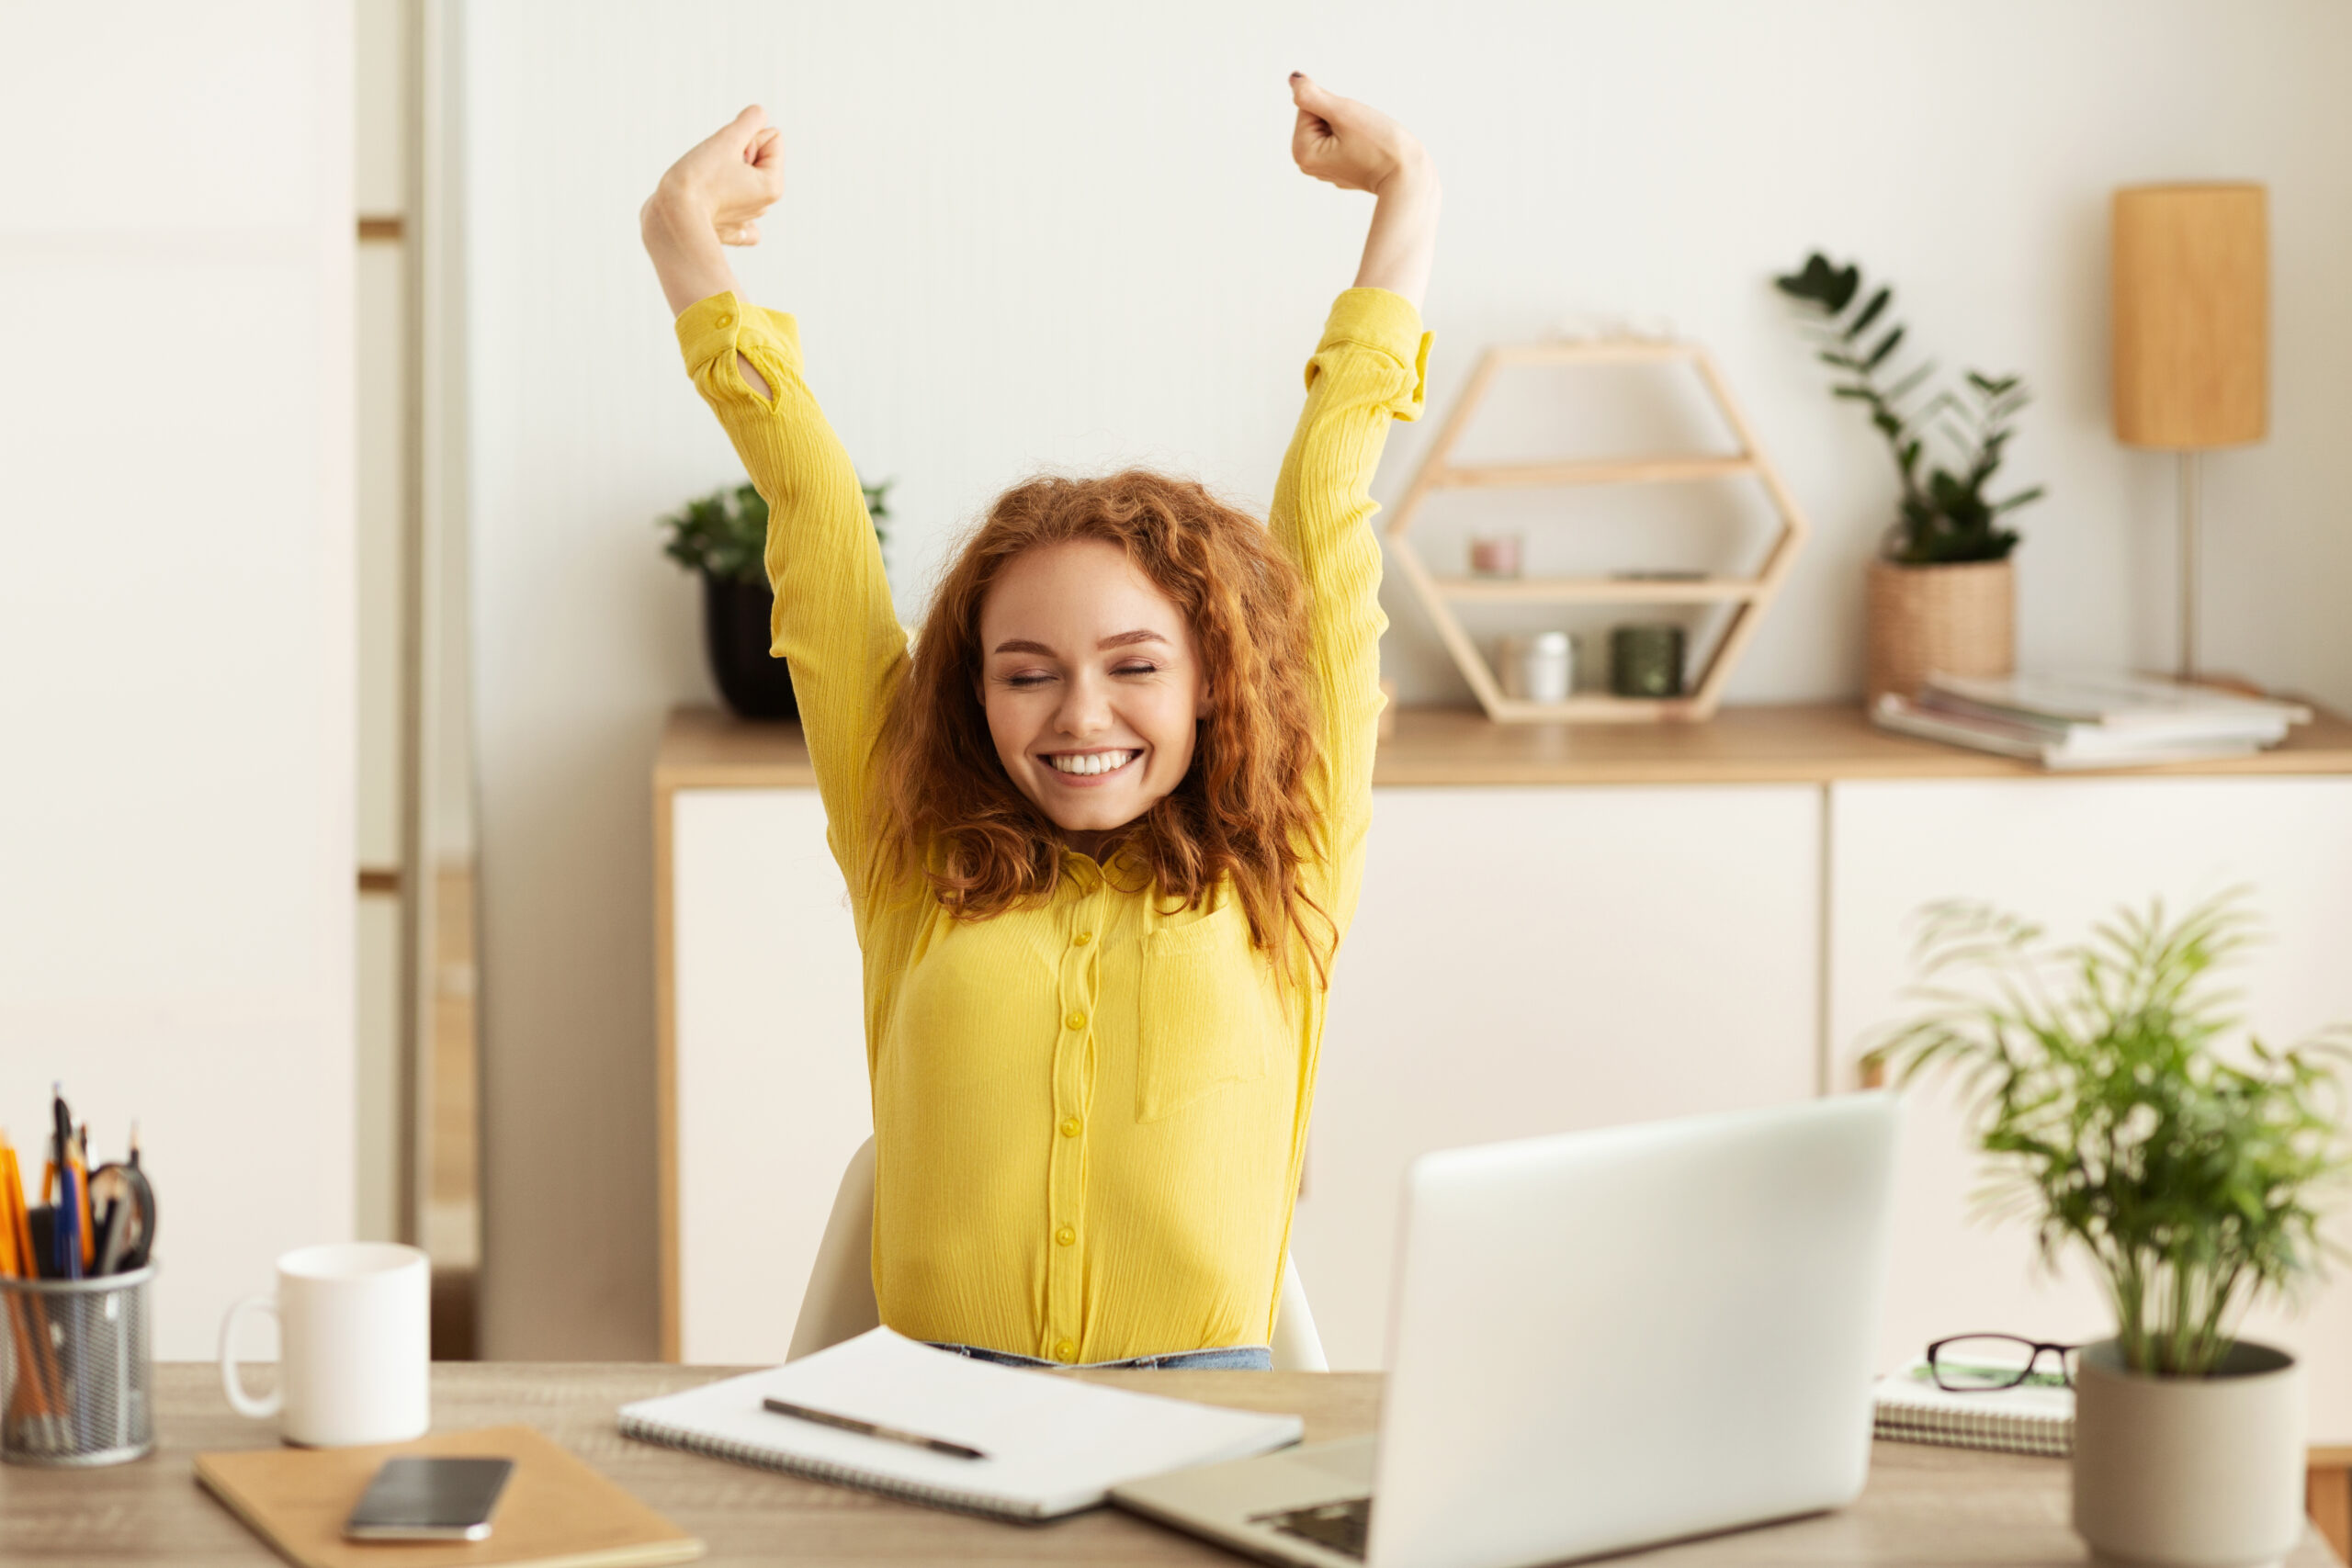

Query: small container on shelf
left=1467, top=533, right=1524, bottom=580
left=1610, top=624, right=1686, bottom=699
left=1498, top=632, right=1575, bottom=704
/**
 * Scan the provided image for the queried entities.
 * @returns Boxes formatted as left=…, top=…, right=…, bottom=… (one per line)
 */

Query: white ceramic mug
left=219, top=1242, right=430, bottom=1447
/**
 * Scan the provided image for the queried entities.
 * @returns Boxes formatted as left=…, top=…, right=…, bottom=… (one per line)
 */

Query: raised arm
left=1291, top=74, right=1441, bottom=311
left=641, top=109, right=907, bottom=900
left=1272, top=75, right=1439, bottom=939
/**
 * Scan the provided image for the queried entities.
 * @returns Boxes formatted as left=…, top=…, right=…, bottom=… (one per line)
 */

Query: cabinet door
left=673, top=788, right=868, bottom=1364
left=1300, top=785, right=1824, bottom=1368
left=1830, top=777, right=2352, bottom=1439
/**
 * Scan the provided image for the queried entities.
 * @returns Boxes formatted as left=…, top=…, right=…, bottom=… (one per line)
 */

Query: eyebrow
left=989, top=630, right=1171, bottom=656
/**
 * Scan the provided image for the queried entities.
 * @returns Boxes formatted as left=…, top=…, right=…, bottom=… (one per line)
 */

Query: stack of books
left=1874, top=672, right=2310, bottom=770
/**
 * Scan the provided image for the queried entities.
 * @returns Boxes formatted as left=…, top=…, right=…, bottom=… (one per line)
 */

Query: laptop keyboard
left=1255, top=1496, right=1373, bottom=1560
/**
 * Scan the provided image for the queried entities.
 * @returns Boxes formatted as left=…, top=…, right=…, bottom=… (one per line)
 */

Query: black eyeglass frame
left=1925, top=1334, right=2080, bottom=1392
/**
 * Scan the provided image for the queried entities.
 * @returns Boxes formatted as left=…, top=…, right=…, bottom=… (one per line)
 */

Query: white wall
left=0, top=3, right=356, bottom=1357
left=462, top=0, right=2352, bottom=1357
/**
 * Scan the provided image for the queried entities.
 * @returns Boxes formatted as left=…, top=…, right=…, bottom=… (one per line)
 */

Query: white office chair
left=787, top=1136, right=1329, bottom=1371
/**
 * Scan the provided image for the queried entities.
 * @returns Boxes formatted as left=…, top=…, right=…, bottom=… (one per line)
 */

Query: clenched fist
left=644, top=104, right=786, bottom=248
left=1289, top=74, right=1429, bottom=197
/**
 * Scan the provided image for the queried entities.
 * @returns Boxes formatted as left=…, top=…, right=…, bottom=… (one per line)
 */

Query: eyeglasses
left=1923, top=1334, right=2079, bottom=1392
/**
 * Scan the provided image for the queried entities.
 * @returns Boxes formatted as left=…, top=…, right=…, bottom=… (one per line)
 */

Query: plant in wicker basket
left=1775, top=253, right=2045, bottom=564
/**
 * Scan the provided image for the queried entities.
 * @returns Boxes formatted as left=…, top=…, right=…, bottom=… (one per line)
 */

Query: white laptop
left=1112, top=1093, right=1900, bottom=1568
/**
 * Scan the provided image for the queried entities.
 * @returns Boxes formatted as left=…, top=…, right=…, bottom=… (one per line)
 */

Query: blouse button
left=713, top=312, right=732, bottom=327
left=1056, top=1339, right=1077, bottom=1361
left=1056, top=1225, right=1077, bottom=1247
left=1066, top=1010, right=1088, bottom=1032
left=1059, top=1116, right=1083, bottom=1138
left=1072, top=931, right=1092, bottom=945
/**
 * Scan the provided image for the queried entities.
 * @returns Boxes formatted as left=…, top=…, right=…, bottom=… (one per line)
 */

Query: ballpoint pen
left=51, top=1089, right=81, bottom=1282
left=761, top=1396, right=989, bottom=1461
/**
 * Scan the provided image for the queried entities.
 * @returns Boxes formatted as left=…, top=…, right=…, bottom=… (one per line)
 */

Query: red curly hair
left=874, top=469, right=1332, bottom=985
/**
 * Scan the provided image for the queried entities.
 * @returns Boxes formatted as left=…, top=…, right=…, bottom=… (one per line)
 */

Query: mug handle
left=219, top=1293, right=283, bottom=1419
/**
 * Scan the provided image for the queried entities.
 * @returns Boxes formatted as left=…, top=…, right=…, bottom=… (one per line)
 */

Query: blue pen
left=51, top=1085, right=80, bottom=1280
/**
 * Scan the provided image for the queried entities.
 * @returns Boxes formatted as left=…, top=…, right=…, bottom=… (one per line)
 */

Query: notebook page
left=618, top=1327, right=1304, bottom=1518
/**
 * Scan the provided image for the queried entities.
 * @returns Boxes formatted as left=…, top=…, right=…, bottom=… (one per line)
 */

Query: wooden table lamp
left=2111, top=183, right=2268, bottom=683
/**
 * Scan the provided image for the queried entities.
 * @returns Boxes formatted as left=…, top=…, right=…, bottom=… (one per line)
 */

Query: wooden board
left=195, top=1423, right=702, bottom=1568
left=658, top=702, right=2352, bottom=792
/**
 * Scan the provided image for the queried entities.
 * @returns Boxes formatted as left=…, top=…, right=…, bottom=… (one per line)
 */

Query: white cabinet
left=1300, top=785, right=1824, bottom=1368
left=668, top=788, right=866, bottom=1365
left=1829, top=777, right=2352, bottom=1443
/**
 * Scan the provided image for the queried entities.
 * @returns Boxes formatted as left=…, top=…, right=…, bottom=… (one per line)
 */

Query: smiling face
left=978, top=538, right=1210, bottom=856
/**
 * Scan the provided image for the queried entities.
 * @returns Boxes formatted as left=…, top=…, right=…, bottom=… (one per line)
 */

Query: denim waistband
left=927, top=1341, right=1273, bottom=1371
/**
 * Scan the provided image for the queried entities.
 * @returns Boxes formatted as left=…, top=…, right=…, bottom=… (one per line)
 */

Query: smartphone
left=343, top=1456, right=515, bottom=1541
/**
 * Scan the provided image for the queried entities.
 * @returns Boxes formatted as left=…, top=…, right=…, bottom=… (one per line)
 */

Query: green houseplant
left=659, top=479, right=891, bottom=720
left=1870, top=893, right=2347, bottom=1566
left=1775, top=253, right=2046, bottom=705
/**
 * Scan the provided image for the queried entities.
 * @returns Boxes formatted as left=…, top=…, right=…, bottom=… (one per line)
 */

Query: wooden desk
left=7, top=1364, right=2333, bottom=1565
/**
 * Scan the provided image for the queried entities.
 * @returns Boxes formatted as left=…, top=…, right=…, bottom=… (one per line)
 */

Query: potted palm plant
left=658, top=478, right=891, bottom=720
left=1776, top=253, right=2045, bottom=705
left=1870, top=895, right=2347, bottom=1568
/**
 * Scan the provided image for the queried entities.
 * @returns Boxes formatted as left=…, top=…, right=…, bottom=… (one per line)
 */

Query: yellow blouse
left=676, top=288, right=1430, bottom=1362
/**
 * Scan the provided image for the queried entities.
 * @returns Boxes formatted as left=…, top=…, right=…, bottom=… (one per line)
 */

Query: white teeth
left=1048, top=750, right=1138, bottom=776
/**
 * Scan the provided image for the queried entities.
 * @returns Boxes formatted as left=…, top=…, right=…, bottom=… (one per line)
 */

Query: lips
left=1046, top=749, right=1141, bottom=777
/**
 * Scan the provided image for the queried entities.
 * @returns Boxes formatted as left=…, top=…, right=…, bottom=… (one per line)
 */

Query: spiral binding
left=1873, top=1402, right=2072, bottom=1459
left=617, top=1412, right=1038, bottom=1521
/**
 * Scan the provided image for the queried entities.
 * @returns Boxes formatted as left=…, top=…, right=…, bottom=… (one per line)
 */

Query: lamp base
left=2176, top=449, right=2201, bottom=684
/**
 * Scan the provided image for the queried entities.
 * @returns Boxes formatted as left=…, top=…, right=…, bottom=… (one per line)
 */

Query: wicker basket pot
left=1865, top=557, right=2015, bottom=705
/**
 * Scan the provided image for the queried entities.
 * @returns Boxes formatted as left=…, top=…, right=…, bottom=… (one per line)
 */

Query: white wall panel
left=1829, top=777, right=2352, bottom=1440
left=0, top=4, right=355, bottom=1357
left=673, top=790, right=867, bottom=1365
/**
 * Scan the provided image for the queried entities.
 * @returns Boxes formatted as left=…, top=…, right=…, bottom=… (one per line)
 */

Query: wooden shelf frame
left=1387, top=339, right=1810, bottom=724
left=1430, top=574, right=1762, bottom=604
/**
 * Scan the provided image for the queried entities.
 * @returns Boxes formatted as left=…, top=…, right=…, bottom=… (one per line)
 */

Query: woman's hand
left=641, top=106, right=786, bottom=321
left=647, top=105, right=786, bottom=245
left=1289, top=74, right=1440, bottom=311
left=1289, top=74, right=1430, bottom=197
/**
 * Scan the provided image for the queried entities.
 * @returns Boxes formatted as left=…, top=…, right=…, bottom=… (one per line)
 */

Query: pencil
left=0, top=1139, right=57, bottom=1429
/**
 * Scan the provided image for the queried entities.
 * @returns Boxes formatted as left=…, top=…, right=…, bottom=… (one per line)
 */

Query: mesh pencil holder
left=1, top=1262, right=156, bottom=1466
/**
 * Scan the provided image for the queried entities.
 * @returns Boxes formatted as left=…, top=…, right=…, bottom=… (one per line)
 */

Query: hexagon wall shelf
left=1387, top=340, right=1808, bottom=723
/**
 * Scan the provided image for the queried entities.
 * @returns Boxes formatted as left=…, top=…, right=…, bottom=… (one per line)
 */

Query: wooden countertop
left=658, top=700, right=2352, bottom=791
left=19, top=1361, right=2331, bottom=1566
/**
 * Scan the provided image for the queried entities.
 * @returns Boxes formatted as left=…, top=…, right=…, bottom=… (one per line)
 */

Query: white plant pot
left=2073, top=1337, right=2305, bottom=1568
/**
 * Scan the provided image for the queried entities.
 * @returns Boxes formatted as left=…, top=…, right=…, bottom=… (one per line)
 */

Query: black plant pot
left=701, top=570, right=798, bottom=721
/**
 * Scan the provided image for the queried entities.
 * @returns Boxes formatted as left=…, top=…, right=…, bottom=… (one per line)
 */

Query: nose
left=1054, top=666, right=1113, bottom=739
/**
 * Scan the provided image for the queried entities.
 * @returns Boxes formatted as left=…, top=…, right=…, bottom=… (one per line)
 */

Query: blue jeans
left=928, top=1341, right=1272, bottom=1371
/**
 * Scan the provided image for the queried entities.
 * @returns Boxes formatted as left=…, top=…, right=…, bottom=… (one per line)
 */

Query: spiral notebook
left=616, top=1327, right=1304, bottom=1520
left=1872, top=1360, right=2075, bottom=1458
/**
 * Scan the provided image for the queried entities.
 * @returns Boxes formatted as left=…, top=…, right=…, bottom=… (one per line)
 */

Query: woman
left=641, top=74, right=1438, bottom=1370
